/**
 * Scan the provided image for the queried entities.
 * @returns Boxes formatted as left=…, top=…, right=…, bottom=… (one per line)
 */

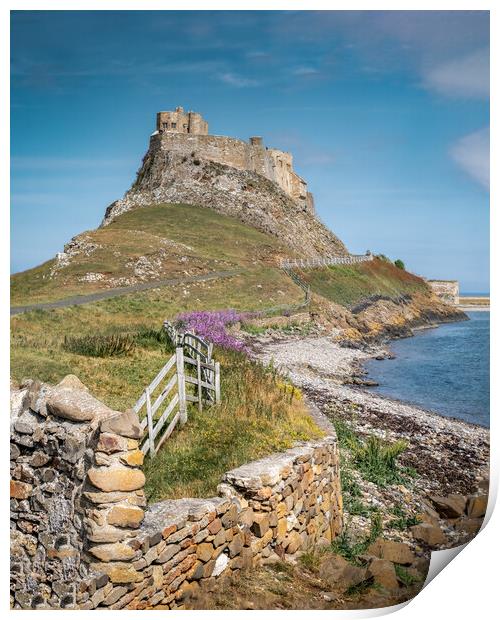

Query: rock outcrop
left=101, top=142, right=348, bottom=259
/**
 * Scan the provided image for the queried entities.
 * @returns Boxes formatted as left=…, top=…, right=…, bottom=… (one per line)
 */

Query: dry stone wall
left=10, top=376, right=342, bottom=610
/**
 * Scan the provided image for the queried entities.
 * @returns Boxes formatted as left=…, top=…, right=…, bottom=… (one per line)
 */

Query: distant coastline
left=458, top=295, right=490, bottom=311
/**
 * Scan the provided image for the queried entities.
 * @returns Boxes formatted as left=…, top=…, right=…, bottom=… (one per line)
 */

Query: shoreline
left=459, top=305, right=490, bottom=312
left=250, top=328, right=489, bottom=553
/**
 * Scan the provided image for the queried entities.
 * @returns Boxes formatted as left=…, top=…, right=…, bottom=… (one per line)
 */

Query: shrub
left=395, top=565, right=421, bottom=587
left=387, top=504, right=421, bottom=530
left=62, top=333, right=135, bottom=357
left=394, top=259, right=405, bottom=270
left=331, top=512, right=382, bottom=562
left=132, top=327, right=174, bottom=351
left=175, top=309, right=250, bottom=352
left=351, top=435, right=409, bottom=487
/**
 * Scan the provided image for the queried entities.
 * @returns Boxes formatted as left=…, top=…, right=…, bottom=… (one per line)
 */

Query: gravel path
left=10, top=269, right=242, bottom=315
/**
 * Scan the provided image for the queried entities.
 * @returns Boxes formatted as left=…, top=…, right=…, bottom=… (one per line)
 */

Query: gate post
left=176, top=346, right=187, bottom=425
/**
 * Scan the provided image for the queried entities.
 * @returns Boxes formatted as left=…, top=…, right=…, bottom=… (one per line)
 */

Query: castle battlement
left=153, top=106, right=313, bottom=212
left=156, top=106, right=208, bottom=135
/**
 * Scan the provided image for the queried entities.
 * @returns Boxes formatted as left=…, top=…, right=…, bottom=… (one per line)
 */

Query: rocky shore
left=253, top=332, right=488, bottom=503
left=186, top=326, right=489, bottom=610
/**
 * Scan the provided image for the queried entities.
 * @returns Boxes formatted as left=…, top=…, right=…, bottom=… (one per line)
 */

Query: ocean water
left=365, top=311, right=490, bottom=427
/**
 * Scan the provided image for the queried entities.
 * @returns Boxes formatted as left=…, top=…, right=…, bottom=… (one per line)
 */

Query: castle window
left=171, top=122, right=177, bottom=129
left=162, top=122, right=169, bottom=129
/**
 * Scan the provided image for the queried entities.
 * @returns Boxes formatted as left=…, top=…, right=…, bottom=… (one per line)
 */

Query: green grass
left=395, top=565, right=422, bottom=587
left=143, top=349, right=323, bottom=500
left=332, top=418, right=414, bottom=489
left=11, top=203, right=301, bottom=306
left=11, top=267, right=304, bottom=408
left=331, top=512, right=383, bottom=563
left=298, top=258, right=428, bottom=309
left=11, top=282, right=321, bottom=499
left=387, top=504, right=421, bottom=531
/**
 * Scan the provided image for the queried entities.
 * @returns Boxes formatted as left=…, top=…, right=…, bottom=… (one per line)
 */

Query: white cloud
left=422, top=49, right=489, bottom=98
left=292, top=66, right=320, bottom=76
left=450, top=127, right=489, bottom=189
left=217, top=72, right=260, bottom=88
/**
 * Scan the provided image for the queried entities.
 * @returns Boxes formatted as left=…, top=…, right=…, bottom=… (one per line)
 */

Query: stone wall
left=10, top=377, right=342, bottom=610
left=427, top=280, right=460, bottom=305
left=146, top=132, right=310, bottom=210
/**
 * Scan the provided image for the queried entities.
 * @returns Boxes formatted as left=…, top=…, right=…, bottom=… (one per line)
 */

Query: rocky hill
left=102, top=152, right=348, bottom=259
left=11, top=107, right=465, bottom=335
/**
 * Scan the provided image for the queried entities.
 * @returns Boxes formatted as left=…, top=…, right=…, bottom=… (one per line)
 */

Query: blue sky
left=11, top=10, right=490, bottom=292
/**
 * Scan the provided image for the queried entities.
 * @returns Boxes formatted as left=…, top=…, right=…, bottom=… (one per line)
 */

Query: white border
left=3, top=2, right=495, bottom=619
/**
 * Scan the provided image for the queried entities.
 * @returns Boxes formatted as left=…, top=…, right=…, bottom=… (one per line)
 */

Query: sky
left=11, top=10, right=490, bottom=292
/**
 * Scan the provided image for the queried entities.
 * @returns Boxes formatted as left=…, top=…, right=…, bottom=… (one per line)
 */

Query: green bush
left=132, top=327, right=175, bottom=351
left=63, top=333, right=135, bottom=357
left=394, top=259, right=405, bottom=270
left=331, top=512, right=382, bottom=562
left=351, top=435, right=409, bottom=487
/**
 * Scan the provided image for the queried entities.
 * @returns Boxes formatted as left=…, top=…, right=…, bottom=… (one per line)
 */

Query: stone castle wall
left=149, top=132, right=311, bottom=211
left=10, top=377, right=342, bottom=610
left=427, top=280, right=459, bottom=305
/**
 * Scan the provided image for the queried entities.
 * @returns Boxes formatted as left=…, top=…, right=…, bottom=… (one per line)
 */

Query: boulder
left=410, top=523, right=446, bottom=546
left=366, top=539, right=415, bottom=565
left=368, top=558, right=399, bottom=590
left=46, top=386, right=118, bottom=422
left=57, top=374, right=89, bottom=392
left=100, top=409, right=142, bottom=440
left=454, top=518, right=483, bottom=536
left=319, top=554, right=368, bottom=592
left=466, top=495, right=488, bottom=519
left=429, top=494, right=467, bottom=519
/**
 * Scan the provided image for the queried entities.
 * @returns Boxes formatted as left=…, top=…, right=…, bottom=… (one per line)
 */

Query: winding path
left=10, top=269, right=242, bottom=316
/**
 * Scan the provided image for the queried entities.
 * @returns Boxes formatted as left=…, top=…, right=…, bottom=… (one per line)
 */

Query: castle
left=102, top=106, right=348, bottom=258
left=152, top=106, right=314, bottom=213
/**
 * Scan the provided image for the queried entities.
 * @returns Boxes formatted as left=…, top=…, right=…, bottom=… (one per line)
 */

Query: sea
left=365, top=311, right=490, bottom=427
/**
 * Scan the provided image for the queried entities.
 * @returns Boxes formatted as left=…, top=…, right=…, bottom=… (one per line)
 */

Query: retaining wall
left=10, top=376, right=342, bottom=610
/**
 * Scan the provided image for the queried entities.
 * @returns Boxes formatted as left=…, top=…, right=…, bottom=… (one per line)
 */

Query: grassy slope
left=297, top=258, right=428, bottom=309
left=10, top=204, right=313, bottom=500
left=11, top=203, right=297, bottom=306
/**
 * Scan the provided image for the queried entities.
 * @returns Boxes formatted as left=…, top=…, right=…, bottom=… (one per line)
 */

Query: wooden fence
left=280, top=253, right=373, bottom=269
left=133, top=324, right=220, bottom=458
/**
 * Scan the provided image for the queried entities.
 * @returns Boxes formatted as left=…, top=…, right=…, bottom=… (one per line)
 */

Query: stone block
left=10, top=480, right=32, bottom=499
left=108, top=505, right=145, bottom=528
left=47, top=386, right=117, bottom=422
left=196, top=542, right=214, bottom=562
left=100, top=409, right=142, bottom=440
left=88, top=466, right=145, bottom=493
left=89, top=542, right=137, bottom=562
left=97, top=433, right=130, bottom=454
left=251, top=513, right=269, bottom=538
left=120, top=450, right=144, bottom=467
left=91, top=562, right=143, bottom=584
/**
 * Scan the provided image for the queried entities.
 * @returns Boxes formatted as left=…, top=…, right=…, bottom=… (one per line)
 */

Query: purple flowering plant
left=175, top=309, right=254, bottom=352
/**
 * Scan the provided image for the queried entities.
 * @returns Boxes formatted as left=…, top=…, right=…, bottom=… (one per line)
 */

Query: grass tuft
left=63, top=333, right=136, bottom=357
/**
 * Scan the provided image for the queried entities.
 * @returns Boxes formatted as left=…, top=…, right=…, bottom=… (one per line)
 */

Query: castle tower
left=156, top=106, right=208, bottom=135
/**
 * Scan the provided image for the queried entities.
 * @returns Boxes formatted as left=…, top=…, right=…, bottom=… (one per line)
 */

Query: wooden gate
left=133, top=326, right=221, bottom=458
